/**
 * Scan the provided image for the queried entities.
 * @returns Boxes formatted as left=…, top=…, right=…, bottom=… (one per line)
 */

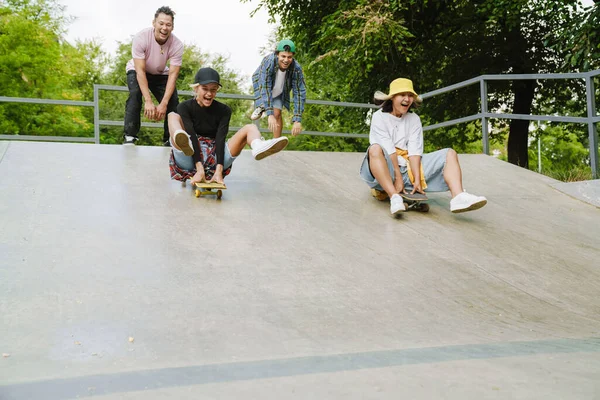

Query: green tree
left=0, top=0, right=105, bottom=137
left=244, top=0, right=585, bottom=167
left=551, top=1, right=600, bottom=72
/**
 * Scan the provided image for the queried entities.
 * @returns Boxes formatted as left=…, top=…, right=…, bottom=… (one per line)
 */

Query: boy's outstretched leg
left=227, top=124, right=288, bottom=160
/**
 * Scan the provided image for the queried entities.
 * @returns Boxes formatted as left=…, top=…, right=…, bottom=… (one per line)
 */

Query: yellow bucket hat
left=374, top=78, right=422, bottom=106
left=388, top=78, right=418, bottom=97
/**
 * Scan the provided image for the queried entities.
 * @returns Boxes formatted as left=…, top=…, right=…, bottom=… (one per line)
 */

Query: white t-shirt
left=125, top=27, right=184, bottom=75
left=271, top=69, right=287, bottom=98
left=369, top=109, right=423, bottom=166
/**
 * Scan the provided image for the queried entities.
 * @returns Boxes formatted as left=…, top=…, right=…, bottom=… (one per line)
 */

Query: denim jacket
left=252, top=53, right=307, bottom=123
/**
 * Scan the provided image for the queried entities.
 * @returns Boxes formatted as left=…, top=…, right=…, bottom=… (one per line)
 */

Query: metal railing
left=91, top=85, right=375, bottom=140
left=1, top=70, right=598, bottom=178
left=420, top=70, right=599, bottom=178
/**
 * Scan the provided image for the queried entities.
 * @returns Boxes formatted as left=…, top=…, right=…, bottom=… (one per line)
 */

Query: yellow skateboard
left=194, top=182, right=226, bottom=199
left=182, top=180, right=227, bottom=199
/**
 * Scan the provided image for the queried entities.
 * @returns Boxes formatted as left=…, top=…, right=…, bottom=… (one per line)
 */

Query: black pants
left=124, top=71, right=179, bottom=142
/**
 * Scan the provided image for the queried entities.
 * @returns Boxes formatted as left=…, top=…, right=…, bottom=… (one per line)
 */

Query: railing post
left=480, top=78, right=489, bottom=155
left=586, top=75, right=598, bottom=179
left=93, top=84, right=100, bottom=144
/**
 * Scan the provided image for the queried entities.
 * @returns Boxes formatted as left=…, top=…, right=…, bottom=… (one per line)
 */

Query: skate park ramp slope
left=1, top=140, right=599, bottom=400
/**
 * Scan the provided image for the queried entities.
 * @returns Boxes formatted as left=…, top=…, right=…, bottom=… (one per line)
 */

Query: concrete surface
left=1, top=141, right=599, bottom=399
left=552, top=179, right=600, bottom=208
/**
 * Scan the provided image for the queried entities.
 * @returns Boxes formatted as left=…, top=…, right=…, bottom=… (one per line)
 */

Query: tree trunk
left=507, top=80, right=536, bottom=168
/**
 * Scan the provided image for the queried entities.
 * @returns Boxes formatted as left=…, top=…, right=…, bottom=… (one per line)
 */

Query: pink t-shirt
left=125, top=27, right=184, bottom=75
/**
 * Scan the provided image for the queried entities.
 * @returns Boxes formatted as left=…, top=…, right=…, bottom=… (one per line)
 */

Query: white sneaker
left=251, top=137, right=289, bottom=160
left=250, top=106, right=265, bottom=120
left=450, top=191, right=487, bottom=213
left=174, top=130, right=194, bottom=156
left=123, top=135, right=137, bottom=145
left=390, top=194, right=406, bottom=215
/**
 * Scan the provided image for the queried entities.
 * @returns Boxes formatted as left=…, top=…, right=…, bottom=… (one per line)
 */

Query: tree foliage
left=245, top=0, right=591, bottom=171
left=550, top=2, right=600, bottom=72
left=0, top=0, right=249, bottom=146
left=0, top=0, right=103, bottom=136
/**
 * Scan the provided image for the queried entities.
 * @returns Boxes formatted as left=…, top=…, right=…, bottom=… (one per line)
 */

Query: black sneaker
left=123, top=135, right=138, bottom=145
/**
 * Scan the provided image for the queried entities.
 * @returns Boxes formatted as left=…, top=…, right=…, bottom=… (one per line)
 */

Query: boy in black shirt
left=167, top=68, right=289, bottom=184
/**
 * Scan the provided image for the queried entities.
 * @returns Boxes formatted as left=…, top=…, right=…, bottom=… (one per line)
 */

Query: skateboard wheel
left=420, top=203, right=430, bottom=212
left=217, top=190, right=222, bottom=199
left=403, top=202, right=409, bottom=208
left=195, top=189, right=200, bottom=198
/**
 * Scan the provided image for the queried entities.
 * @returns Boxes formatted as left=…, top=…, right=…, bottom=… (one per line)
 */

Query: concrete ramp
left=1, top=141, right=599, bottom=399
left=551, top=179, right=600, bottom=208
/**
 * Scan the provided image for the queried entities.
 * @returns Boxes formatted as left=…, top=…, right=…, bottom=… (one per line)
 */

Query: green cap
left=276, top=39, right=296, bottom=53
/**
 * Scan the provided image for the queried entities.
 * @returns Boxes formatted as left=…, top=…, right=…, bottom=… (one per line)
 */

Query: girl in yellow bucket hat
left=359, top=78, right=487, bottom=216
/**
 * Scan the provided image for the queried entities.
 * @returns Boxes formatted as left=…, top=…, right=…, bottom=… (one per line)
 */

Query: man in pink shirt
left=123, top=6, right=184, bottom=146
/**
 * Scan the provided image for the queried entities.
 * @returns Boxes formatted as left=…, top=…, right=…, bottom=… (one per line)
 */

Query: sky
left=58, top=0, right=277, bottom=80
left=59, top=0, right=596, bottom=82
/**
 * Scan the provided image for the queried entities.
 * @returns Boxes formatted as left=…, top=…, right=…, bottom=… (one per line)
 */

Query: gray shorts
left=359, top=145, right=450, bottom=192
left=272, top=94, right=283, bottom=110
left=256, top=94, right=283, bottom=111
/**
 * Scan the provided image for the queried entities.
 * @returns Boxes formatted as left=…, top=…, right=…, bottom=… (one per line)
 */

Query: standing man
left=123, top=6, right=184, bottom=145
left=251, top=39, right=307, bottom=138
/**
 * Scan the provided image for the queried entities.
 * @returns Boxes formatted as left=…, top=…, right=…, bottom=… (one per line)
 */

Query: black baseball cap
left=193, top=67, right=222, bottom=87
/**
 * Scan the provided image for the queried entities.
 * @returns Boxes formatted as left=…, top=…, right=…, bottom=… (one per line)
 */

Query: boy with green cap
left=251, top=39, right=307, bottom=138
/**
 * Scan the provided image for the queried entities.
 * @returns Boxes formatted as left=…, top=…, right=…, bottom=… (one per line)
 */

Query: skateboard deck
left=182, top=180, right=227, bottom=199
left=370, top=189, right=429, bottom=212
left=400, top=192, right=429, bottom=212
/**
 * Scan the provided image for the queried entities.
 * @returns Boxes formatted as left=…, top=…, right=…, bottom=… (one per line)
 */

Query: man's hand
left=268, top=115, right=279, bottom=133
left=190, top=169, right=205, bottom=185
left=144, top=101, right=157, bottom=120
left=155, top=102, right=168, bottom=121
left=291, top=121, right=302, bottom=136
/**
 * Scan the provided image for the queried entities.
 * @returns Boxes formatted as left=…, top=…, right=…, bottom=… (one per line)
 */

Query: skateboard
left=400, top=191, right=429, bottom=212
left=370, top=189, right=429, bottom=212
left=182, top=180, right=227, bottom=199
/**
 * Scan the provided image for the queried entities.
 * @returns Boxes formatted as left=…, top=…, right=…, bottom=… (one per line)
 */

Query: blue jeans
left=172, top=142, right=236, bottom=171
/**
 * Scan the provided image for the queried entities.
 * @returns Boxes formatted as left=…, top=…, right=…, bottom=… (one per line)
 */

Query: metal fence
left=1, top=70, right=598, bottom=178
left=420, top=70, right=600, bottom=178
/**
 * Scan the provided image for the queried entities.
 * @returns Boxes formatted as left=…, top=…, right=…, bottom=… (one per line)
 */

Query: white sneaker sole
left=175, top=132, right=194, bottom=157
left=451, top=199, right=488, bottom=213
left=253, top=138, right=289, bottom=160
